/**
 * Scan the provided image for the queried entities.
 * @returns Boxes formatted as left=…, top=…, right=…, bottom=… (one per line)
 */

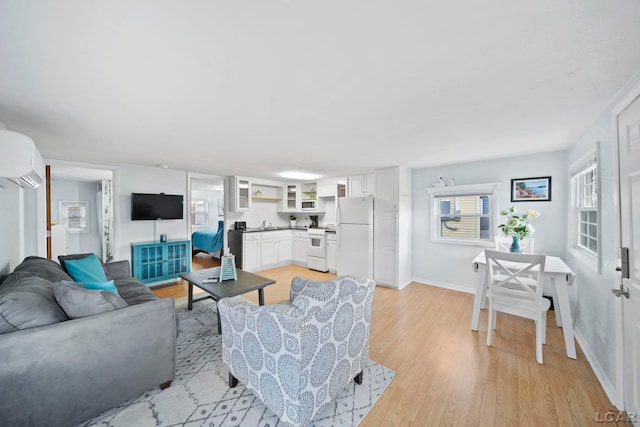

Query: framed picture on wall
left=58, top=201, right=89, bottom=233
left=511, top=177, right=552, bottom=202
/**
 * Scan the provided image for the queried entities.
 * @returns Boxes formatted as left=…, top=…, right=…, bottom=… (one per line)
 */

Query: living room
left=2, top=2, right=640, bottom=426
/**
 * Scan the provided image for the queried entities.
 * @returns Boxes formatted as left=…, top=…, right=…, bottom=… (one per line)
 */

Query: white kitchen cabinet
left=278, top=234, right=292, bottom=262
left=373, top=212, right=397, bottom=285
left=260, top=237, right=278, bottom=267
left=230, top=177, right=252, bottom=212
left=348, top=174, right=376, bottom=197
left=337, top=178, right=347, bottom=198
left=317, top=178, right=337, bottom=198
left=284, top=183, right=299, bottom=212
left=375, top=167, right=399, bottom=211
left=243, top=233, right=261, bottom=271
left=373, top=167, right=412, bottom=289
left=326, top=232, right=337, bottom=273
left=260, top=230, right=292, bottom=269
left=292, top=230, right=307, bottom=266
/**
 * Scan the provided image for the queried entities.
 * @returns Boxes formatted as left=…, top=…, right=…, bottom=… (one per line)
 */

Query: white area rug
left=80, top=299, right=395, bottom=427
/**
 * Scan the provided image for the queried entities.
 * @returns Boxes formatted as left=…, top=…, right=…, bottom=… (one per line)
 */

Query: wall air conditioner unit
left=0, top=130, right=45, bottom=189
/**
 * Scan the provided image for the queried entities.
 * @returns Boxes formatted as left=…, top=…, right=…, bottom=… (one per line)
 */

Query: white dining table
left=471, top=251, right=577, bottom=359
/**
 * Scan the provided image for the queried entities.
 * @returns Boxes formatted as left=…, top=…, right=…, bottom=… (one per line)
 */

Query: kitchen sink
left=245, top=226, right=282, bottom=231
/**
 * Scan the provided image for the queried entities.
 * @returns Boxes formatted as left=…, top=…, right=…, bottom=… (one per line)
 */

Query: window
left=570, top=145, right=601, bottom=271
left=577, top=165, right=598, bottom=254
left=428, top=183, right=500, bottom=246
left=58, top=201, right=89, bottom=233
left=191, top=199, right=208, bottom=226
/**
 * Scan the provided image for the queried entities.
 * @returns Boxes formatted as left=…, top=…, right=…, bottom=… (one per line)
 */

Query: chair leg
left=354, top=370, right=363, bottom=385
left=541, top=313, right=547, bottom=345
left=486, top=307, right=494, bottom=347
left=536, top=315, right=544, bottom=364
left=229, top=373, right=238, bottom=388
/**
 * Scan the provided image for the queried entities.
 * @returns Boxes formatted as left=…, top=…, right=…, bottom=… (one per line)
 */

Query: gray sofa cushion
left=12, top=256, right=73, bottom=282
left=54, top=282, right=128, bottom=319
left=0, top=272, right=69, bottom=334
left=114, top=277, right=159, bottom=306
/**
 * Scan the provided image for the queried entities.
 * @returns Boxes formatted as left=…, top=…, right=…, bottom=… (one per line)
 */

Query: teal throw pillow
left=63, top=253, right=108, bottom=283
left=61, top=279, right=120, bottom=295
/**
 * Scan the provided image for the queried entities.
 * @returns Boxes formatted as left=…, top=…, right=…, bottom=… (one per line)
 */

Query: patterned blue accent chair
left=218, top=275, right=376, bottom=427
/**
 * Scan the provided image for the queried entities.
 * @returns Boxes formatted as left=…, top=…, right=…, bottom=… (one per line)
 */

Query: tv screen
left=131, top=193, right=184, bottom=220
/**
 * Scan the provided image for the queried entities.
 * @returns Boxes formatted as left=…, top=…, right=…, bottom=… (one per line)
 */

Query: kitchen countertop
left=229, top=227, right=336, bottom=233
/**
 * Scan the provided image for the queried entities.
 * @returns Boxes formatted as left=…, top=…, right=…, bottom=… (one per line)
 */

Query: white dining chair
left=484, top=249, right=548, bottom=364
left=495, top=235, right=535, bottom=253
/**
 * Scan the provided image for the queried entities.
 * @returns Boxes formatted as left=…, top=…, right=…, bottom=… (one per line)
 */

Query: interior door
left=617, top=90, right=640, bottom=424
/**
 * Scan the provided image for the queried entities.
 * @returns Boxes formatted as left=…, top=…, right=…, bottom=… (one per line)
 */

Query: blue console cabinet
left=131, top=240, right=191, bottom=284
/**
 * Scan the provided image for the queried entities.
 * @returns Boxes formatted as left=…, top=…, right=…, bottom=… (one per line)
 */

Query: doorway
left=189, top=175, right=225, bottom=268
left=47, top=165, right=114, bottom=262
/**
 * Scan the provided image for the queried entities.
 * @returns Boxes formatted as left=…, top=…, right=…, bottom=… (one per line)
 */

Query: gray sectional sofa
left=0, top=255, right=177, bottom=427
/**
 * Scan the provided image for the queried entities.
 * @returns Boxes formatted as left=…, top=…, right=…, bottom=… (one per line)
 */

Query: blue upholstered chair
left=218, top=275, right=376, bottom=427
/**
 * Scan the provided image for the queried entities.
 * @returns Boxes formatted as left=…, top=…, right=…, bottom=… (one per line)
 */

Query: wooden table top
left=180, top=267, right=275, bottom=299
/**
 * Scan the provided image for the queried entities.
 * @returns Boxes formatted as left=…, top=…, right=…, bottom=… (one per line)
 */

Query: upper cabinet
left=375, top=168, right=399, bottom=211
left=337, top=178, right=347, bottom=198
left=230, top=177, right=252, bottom=212
left=348, top=174, right=376, bottom=197
left=317, top=178, right=337, bottom=198
left=284, top=183, right=299, bottom=212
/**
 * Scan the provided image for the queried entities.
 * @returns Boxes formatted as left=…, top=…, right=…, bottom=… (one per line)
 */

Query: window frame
left=569, top=144, right=601, bottom=272
left=427, top=183, right=500, bottom=247
left=190, top=199, right=209, bottom=226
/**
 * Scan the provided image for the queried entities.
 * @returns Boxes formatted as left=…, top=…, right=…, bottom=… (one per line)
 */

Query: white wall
left=50, top=179, right=101, bottom=255
left=115, top=165, right=190, bottom=262
left=412, top=150, right=567, bottom=292
left=0, top=188, right=24, bottom=277
left=564, top=71, right=640, bottom=402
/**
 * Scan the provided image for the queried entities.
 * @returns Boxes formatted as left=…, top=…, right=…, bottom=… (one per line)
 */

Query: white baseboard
left=573, top=329, right=617, bottom=406
left=411, top=277, right=475, bottom=294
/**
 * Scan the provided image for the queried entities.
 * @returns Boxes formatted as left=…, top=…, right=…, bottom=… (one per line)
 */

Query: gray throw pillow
left=0, top=272, right=69, bottom=334
left=54, top=282, right=128, bottom=319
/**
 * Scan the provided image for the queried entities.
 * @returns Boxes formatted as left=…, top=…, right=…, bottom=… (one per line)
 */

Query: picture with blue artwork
left=511, top=176, right=552, bottom=202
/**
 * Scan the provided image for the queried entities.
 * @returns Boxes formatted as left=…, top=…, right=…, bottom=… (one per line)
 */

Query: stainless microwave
left=301, top=199, right=317, bottom=210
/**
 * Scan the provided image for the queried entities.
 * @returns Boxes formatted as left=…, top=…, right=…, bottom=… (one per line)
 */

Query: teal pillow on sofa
left=83, top=280, right=119, bottom=294
left=63, top=254, right=109, bottom=283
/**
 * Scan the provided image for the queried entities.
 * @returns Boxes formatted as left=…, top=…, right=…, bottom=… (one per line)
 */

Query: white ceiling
left=1, top=1, right=640, bottom=180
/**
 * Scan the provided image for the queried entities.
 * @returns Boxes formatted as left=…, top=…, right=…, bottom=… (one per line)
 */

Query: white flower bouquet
left=498, top=206, right=540, bottom=239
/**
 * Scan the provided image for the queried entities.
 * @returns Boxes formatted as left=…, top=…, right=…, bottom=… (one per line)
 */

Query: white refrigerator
left=337, top=196, right=374, bottom=278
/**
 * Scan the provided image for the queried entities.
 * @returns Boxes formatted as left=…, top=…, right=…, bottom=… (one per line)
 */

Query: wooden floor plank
left=153, top=263, right=629, bottom=426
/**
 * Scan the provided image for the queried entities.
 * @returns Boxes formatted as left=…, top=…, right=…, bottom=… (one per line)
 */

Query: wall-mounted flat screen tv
left=131, top=193, right=184, bottom=220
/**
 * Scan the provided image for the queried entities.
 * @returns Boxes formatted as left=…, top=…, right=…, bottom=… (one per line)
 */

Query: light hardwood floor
left=153, top=260, right=629, bottom=426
